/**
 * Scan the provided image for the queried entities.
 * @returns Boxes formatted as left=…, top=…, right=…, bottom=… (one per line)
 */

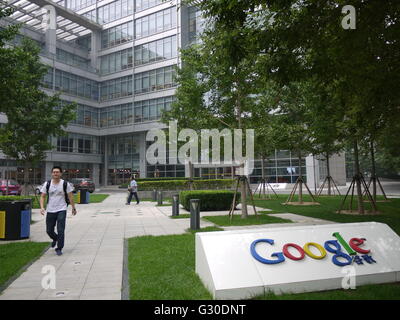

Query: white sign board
left=195, top=222, right=400, bottom=299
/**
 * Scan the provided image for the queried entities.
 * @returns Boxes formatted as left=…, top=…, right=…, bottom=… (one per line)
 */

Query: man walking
left=40, top=166, right=76, bottom=256
left=126, top=176, right=140, bottom=205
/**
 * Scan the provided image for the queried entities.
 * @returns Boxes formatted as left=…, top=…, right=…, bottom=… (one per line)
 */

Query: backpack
left=46, top=180, right=70, bottom=207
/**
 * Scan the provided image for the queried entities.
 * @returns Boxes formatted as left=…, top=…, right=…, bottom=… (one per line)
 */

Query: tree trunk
left=236, top=85, right=247, bottom=219
left=189, top=161, right=194, bottom=190
left=326, top=152, right=331, bottom=196
left=370, top=140, right=377, bottom=202
left=354, top=140, right=365, bottom=214
left=298, top=152, right=303, bottom=204
left=261, top=155, right=265, bottom=180
left=23, top=161, right=30, bottom=196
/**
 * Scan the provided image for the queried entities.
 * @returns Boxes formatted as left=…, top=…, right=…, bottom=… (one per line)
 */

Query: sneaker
left=55, top=249, right=63, bottom=256
left=136, top=202, right=140, bottom=205
left=51, top=240, right=57, bottom=248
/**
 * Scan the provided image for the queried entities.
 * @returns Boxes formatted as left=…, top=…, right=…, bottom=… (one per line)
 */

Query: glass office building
left=0, top=0, right=346, bottom=187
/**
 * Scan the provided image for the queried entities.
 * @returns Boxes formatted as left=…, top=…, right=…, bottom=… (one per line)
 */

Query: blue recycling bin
left=0, top=199, right=32, bottom=240
left=78, top=189, right=90, bottom=204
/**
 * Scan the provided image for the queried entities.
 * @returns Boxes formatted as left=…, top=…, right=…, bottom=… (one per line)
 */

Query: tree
left=0, top=39, right=76, bottom=194
left=0, top=2, right=24, bottom=114
left=164, top=5, right=262, bottom=218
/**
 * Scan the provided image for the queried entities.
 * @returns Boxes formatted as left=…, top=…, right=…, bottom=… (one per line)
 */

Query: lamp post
left=172, top=194, right=179, bottom=216
left=190, top=199, right=200, bottom=230
left=157, top=191, right=163, bottom=205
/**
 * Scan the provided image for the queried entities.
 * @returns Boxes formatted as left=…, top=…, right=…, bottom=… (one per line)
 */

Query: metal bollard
left=172, top=194, right=179, bottom=216
left=190, top=199, right=200, bottom=230
left=157, top=191, right=163, bottom=205
left=152, top=189, right=157, bottom=201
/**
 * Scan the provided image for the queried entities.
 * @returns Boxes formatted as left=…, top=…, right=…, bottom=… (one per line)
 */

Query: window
left=134, top=96, right=175, bottom=123
left=135, top=7, right=176, bottom=39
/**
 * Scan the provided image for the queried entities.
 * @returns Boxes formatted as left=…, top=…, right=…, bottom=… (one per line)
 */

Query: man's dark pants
left=46, top=210, right=67, bottom=250
left=127, top=191, right=140, bottom=204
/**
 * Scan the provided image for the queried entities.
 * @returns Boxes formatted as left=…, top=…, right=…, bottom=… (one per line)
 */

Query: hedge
left=179, top=190, right=240, bottom=211
left=0, top=196, right=39, bottom=208
left=120, top=179, right=235, bottom=191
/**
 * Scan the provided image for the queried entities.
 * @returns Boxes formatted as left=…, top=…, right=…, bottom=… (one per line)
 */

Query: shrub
left=0, top=196, right=39, bottom=208
left=179, top=190, right=240, bottom=211
left=120, top=179, right=234, bottom=191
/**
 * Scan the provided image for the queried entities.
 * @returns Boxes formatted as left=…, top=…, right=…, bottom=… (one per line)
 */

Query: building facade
left=0, top=0, right=346, bottom=188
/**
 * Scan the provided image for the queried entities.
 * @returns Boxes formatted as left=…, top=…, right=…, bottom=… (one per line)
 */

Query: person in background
left=126, top=176, right=140, bottom=205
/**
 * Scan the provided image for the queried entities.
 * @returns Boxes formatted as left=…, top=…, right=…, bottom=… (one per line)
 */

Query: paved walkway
left=0, top=193, right=334, bottom=300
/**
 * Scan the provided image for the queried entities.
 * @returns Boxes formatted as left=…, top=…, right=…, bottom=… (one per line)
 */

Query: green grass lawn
left=128, top=227, right=222, bottom=300
left=170, top=214, right=191, bottom=219
left=73, top=193, right=109, bottom=203
left=127, top=224, right=400, bottom=300
left=0, top=242, right=49, bottom=291
left=253, top=194, right=400, bottom=235
left=255, top=283, right=400, bottom=300
left=203, top=212, right=292, bottom=226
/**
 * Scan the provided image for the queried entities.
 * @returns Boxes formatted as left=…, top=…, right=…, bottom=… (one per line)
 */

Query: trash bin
left=78, top=189, right=90, bottom=204
left=0, top=199, right=32, bottom=241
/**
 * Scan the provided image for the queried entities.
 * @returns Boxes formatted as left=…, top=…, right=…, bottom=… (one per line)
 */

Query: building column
left=92, top=163, right=100, bottom=189
left=43, top=5, right=57, bottom=55
left=90, top=30, right=101, bottom=71
left=103, top=136, right=108, bottom=186
left=328, top=152, right=347, bottom=186
left=44, top=161, right=54, bottom=181
left=139, top=132, right=147, bottom=178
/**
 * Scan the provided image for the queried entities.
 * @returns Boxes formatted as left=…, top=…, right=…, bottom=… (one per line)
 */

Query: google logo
left=250, top=232, right=375, bottom=267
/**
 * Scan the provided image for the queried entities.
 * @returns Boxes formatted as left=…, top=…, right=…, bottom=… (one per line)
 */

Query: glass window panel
left=135, top=19, right=141, bottom=38
left=149, top=41, right=156, bottom=62
left=156, top=39, right=163, bottom=60
left=164, top=9, right=171, bottom=29
left=116, top=52, right=122, bottom=72
left=156, top=11, right=163, bottom=32
left=149, top=14, right=156, bottom=34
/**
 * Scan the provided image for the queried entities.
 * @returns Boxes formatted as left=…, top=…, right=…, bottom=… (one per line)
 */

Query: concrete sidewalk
left=0, top=193, right=335, bottom=300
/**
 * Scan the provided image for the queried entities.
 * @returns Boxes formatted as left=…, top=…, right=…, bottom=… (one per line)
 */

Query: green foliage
left=120, top=179, right=234, bottom=191
left=0, top=195, right=39, bottom=208
left=179, top=190, right=240, bottom=211
left=0, top=38, right=76, bottom=193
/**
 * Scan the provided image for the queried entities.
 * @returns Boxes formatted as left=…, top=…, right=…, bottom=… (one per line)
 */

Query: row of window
left=100, top=75, right=133, bottom=101
left=135, top=7, right=177, bottom=39
left=62, top=95, right=174, bottom=129
left=67, top=0, right=164, bottom=14
left=100, top=103, right=133, bottom=127
left=108, top=134, right=141, bottom=156
left=134, top=35, right=177, bottom=66
left=98, top=6, right=177, bottom=50
left=135, top=0, right=163, bottom=12
left=101, top=21, right=134, bottom=49
left=60, top=101, right=99, bottom=128
left=100, top=35, right=177, bottom=75
left=97, top=0, right=134, bottom=24
left=134, top=95, right=174, bottom=122
left=42, top=63, right=176, bottom=101
left=100, top=48, right=133, bottom=75
left=54, top=69, right=99, bottom=100
left=134, top=65, right=176, bottom=94
left=67, top=0, right=96, bottom=11
left=56, top=133, right=101, bottom=154
left=56, top=48, right=91, bottom=71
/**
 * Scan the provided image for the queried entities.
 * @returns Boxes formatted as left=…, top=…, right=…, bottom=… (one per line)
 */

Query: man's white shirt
left=40, top=179, right=74, bottom=212
left=130, top=180, right=138, bottom=192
